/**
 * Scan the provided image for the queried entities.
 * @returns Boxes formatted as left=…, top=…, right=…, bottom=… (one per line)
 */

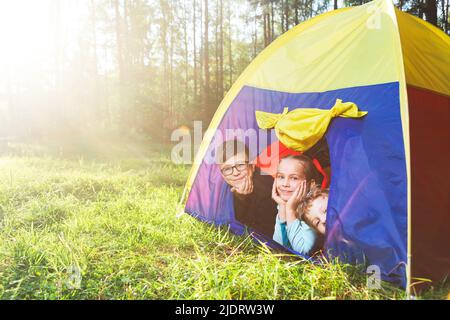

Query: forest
left=0, top=0, right=448, bottom=147
left=0, top=1, right=449, bottom=300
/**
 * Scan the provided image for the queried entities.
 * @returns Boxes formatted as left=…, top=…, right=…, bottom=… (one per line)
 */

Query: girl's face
left=304, top=195, right=328, bottom=235
left=276, top=158, right=308, bottom=201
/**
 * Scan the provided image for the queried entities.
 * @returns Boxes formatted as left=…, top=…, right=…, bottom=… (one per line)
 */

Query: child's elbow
left=291, top=234, right=316, bottom=255
left=291, top=240, right=311, bottom=256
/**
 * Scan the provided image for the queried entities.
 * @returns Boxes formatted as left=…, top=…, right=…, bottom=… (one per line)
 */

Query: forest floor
left=0, top=143, right=448, bottom=299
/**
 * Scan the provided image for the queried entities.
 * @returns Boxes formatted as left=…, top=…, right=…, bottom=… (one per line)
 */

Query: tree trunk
left=446, top=0, right=449, bottom=33
left=114, top=0, right=124, bottom=87
left=425, top=0, right=438, bottom=26
left=123, top=0, right=130, bottom=74
left=193, top=0, right=198, bottom=100
left=90, top=0, right=101, bottom=124
left=263, top=1, right=272, bottom=45
left=441, top=0, right=448, bottom=33
left=294, top=0, right=299, bottom=25
left=169, top=1, right=175, bottom=130
left=227, top=0, right=233, bottom=88
left=183, top=1, right=189, bottom=108
left=159, top=0, right=171, bottom=135
left=114, top=0, right=125, bottom=127
left=218, top=0, right=224, bottom=101
left=215, top=0, right=220, bottom=103
left=253, top=7, right=258, bottom=57
left=203, top=0, right=211, bottom=119
left=263, top=11, right=268, bottom=47
left=270, top=0, right=274, bottom=40
left=334, top=0, right=338, bottom=10
left=284, top=0, right=289, bottom=31
left=418, top=0, right=425, bottom=19
left=199, top=0, right=204, bottom=110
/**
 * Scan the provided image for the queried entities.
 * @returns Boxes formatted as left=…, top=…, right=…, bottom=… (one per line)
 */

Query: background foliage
left=0, top=0, right=448, bottom=148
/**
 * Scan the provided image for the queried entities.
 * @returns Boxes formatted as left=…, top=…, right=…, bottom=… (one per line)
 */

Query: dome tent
left=181, top=0, right=450, bottom=293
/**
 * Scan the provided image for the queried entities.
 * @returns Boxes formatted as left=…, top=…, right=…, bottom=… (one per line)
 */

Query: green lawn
left=0, top=151, right=447, bottom=299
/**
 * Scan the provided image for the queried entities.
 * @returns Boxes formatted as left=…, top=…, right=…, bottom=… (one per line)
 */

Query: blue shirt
left=273, top=214, right=317, bottom=255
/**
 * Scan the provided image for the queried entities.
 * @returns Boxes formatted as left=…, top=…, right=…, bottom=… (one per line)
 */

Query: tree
left=159, top=0, right=171, bottom=136
left=227, top=0, right=233, bottom=89
left=425, top=0, right=438, bottom=25
left=193, top=0, right=199, bottom=101
left=217, top=0, right=224, bottom=103
left=442, top=0, right=449, bottom=33
left=90, top=0, right=101, bottom=122
left=202, top=0, right=211, bottom=120
left=113, top=0, right=126, bottom=129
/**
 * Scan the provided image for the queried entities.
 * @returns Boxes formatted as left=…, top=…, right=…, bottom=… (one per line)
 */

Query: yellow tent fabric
left=255, top=99, right=368, bottom=152
left=396, top=8, right=450, bottom=96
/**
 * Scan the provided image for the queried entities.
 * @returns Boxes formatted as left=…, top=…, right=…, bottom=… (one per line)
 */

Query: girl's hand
left=271, top=180, right=286, bottom=206
left=286, top=180, right=308, bottom=223
left=272, top=180, right=287, bottom=222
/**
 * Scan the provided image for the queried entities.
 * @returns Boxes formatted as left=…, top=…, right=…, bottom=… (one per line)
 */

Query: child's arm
left=273, top=211, right=289, bottom=247
left=285, top=220, right=317, bottom=255
left=271, top=181, right=286, bottom=221
left=278, top=205, right=287, bottom=222
left=272, top=180, right=289, bottom=247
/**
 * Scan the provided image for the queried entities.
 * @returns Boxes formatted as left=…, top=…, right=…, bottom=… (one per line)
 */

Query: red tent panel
left=408, top=85, right=450, bottom=290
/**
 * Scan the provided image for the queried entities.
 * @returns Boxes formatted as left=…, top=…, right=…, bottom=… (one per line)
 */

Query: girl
left=272, top=155, right=320, bottom=255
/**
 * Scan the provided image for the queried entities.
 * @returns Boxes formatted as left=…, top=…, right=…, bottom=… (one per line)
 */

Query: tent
left=181, top=0, right=450, bottom=293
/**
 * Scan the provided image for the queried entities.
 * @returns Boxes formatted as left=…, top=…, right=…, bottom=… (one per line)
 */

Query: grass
left=0, top=150, right=448, bottom=299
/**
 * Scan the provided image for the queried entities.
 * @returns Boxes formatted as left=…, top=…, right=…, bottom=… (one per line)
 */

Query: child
left=272, top=155, right=319, bottom=255
left=298, top=187, right=328, bottom=236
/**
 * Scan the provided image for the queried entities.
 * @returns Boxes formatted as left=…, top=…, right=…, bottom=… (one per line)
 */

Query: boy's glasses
left=220, top=163, right=248, bottom=176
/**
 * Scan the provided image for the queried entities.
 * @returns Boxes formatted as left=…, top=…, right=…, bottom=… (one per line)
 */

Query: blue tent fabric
left=185, top=81, right=407, bottom=287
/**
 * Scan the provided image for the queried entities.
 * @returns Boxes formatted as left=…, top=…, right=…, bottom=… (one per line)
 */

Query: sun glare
left=0, top=1, right=52, bottom=69
left=0, top=1, right=86, bottom=83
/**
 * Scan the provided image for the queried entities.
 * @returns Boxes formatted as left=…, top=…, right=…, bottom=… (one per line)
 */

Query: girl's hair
left=298, top=186, right=329, bottom=219
left=279, top=154, right=319, bottom=182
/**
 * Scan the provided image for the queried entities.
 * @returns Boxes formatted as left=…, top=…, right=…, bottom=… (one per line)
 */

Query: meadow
left=0, top=145, right=447, bottom=300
